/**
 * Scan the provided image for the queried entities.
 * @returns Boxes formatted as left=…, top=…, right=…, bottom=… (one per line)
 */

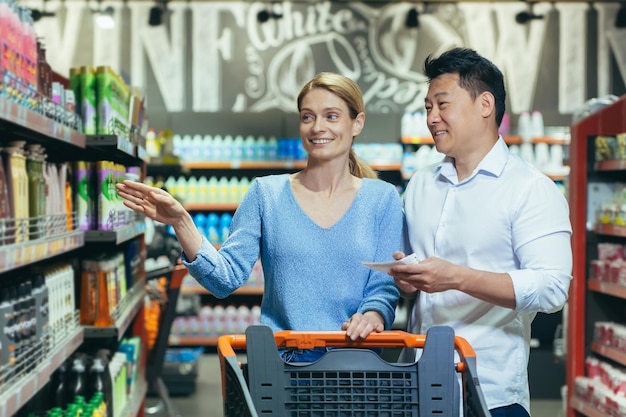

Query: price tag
left=16, top=104, right=28, bottom=127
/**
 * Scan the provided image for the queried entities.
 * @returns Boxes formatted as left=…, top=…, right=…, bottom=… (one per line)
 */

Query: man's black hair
left=424, top=47, right=507, bottom=127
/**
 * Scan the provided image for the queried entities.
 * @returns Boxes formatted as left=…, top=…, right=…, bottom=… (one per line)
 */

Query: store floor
left=145, top=353, right=565, bottom=417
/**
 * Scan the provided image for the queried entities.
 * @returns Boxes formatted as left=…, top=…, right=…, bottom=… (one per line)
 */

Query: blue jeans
left=280, top=347, right=329, bottom=363
left=490, top=404, right=530, bottom=417
left=279, top=347, right=383, bottom=363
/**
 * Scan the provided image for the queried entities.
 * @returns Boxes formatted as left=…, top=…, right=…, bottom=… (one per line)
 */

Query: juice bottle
left=0, top=147, right=12, bottom=245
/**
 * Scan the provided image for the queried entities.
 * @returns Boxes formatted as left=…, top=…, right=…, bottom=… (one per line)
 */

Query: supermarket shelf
left=0, top=324, right=84, bottom=417
left=181, top=160, right=307, bottom=170
left=169, top=160, right=401, bottom=172
left=0, top=96, right=86, bottom=149
left=594, top=223, right=626, bottom=238
left=0, top=230, right=84, bottom=274
left=591, top=342, right=626, bottom=367
left=400, top=135, right=570, bottom=146
left=569, top=396, right=610, bottom=417
left=119, top=376, right=147, bottom=417
left=84, top=221, right=146, bottom=244
left=180, top=284, right=263, bottom=296
left=595, top=159, right=626, bottom=171
left=183, top=203, right=239, bottom=211
left=168, top=335, right=219, bottom=346
left=370, top=162, right=402, bottom=171
left=136, top=144, right=150, bottom=163
left=83, top=278, right=147, bottom=340
left=86, top=134, right=136, bottom=157
left=588, top=279, right=626, bottom=300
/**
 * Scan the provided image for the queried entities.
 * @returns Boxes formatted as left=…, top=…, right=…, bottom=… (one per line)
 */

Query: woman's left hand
left=342, top=311, right=384, bottom=341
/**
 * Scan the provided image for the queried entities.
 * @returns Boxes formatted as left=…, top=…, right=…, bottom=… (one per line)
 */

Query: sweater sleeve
left=182, top=179, right=263, bottom=298
left=358, top=183, right=403, bottom=328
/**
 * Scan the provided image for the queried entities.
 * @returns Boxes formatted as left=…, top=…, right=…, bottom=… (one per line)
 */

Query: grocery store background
left=3, top=1, right=626, bottom=417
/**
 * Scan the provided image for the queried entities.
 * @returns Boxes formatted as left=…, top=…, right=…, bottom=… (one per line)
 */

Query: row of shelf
left=0, top=95, right=149, bottom=163
left=154, top=160, right=566, bottom=183
left=180, top=282, right=263, bottom=296
left=0, top=220, right=147, bottom=275
left=401, top=135, right=570, bottom=145
left=0, top=273, right=148, bottom=417
left=0, top=324, right=84, bottom=417
left=567, top=95, right=626, bottom=417
left=0, top=95, right=150, bottom=417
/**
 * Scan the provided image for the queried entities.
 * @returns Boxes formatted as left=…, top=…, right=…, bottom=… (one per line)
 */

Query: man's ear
left=481, top=92, right=496, bottom=119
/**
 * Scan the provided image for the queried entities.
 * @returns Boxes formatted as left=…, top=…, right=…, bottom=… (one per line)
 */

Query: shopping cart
left=217, top=325, right=490, bottom=417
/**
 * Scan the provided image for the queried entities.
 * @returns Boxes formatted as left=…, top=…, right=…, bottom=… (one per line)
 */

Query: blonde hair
left=297, top=72, right=378, bottom=179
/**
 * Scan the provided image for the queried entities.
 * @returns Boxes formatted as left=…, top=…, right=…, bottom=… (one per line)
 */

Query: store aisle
left=146, top=353, right=564, bottom=417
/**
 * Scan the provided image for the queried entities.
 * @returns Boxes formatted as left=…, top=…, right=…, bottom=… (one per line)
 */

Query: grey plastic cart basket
left=217, top=325, right=490, bottom=417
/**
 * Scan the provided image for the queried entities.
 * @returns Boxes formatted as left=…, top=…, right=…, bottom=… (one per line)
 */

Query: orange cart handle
left=217, top=330, right=476, bottom=372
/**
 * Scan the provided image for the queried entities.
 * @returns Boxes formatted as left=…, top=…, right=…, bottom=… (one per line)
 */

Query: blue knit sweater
left=182, top=174, right=403, bottom=332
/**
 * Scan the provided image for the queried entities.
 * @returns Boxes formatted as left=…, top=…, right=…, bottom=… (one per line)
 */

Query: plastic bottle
left=256, top=136, right=267, bottom=161
left=0, top=283, right=16, bottom=378
left=233, top=135, right=244, bottom=161
left=244, top=135, right=256, bottom=161
left=186, top=176, right=198, bottom=204
left=401, top=111, right=414, bottom=138
left=239, top=177, right=250, bottom=199
left=219, top=213, right=232, bottom=242
left=207, top=176, right=218, bottom=202
left=164, top=176, right=177, bottom=195
left=174, top=176, right=187, bottom=203
left=228, top=177, right=239, bottom=203
left=50, top=360, right=68, bottom=408
left=197, top=176, right=208, bottom=202
left=212, top=135, right=223, bottom=161
left=87, top=358, right=110, bottom=414
left=179, top=135, right=193, bottom=161
left=267, top=136, right=278, bottom=160
left=0, top=146, right=12, bottom=245
left=65, top=358, right=88, bottom=405
left=172, top=134, right=182, bottom=157
left=217, top=176, right=229, bottom=203
left=191, top=135, right=203, bottom=162
left=530, top=110, right=544, bottom=138
left=206, top=213, right=220, bottom=245
left=193, top=213, right=207, bottom=238
left=222, top=135, right=233, bottom=161
left=202, top=135, right=212, bottom=161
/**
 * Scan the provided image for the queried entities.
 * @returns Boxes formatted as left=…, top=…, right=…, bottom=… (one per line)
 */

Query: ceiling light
left=30, top=9, right=55, bottom=22
left=406, top=8, right=419, bottom=28
left=515, top=10, right=544, bottom=24
left=257, top=2, right=283, bottom=23
left=149, top=0, right=172, bottom=26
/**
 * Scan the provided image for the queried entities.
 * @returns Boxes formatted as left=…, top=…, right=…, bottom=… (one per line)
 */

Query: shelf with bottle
left=400, top=135, right=570, bottom=146
left=0, top=95, right=85, bottom=149
left=0, top=213, right=84, bottom=274
left=569, top=397, right=609, bottom=417
left=0, top=313, right=83, bottom=417
left=168, top=303, right=261, bottom=347
left=83, top=215, right=146, bottom=245
left=119, top=375, right=147, bottom=417
left=567, top=95, right=626, bottom=417
left=82, top=276, right=147, bottom=340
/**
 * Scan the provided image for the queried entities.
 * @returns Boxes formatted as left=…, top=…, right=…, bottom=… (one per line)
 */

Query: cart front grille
left=283, top=370, right=418, bottom=416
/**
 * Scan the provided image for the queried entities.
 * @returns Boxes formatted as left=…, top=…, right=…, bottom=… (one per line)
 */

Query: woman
left=116, top=72, right=403, bottom=361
